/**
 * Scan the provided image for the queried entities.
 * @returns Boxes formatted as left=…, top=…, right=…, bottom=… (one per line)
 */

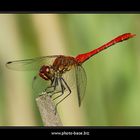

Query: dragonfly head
left=39, top=65, right=54, bottom=81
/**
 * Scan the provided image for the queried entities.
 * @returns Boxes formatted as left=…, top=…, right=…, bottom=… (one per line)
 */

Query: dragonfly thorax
left=52, top=55, right=78, bottom=73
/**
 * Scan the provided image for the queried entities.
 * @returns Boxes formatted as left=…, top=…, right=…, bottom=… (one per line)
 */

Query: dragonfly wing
left=62, top=67, right=76, bottom=91
left=6, top=55, right=60, bottom=71
left=32, top=74, right=51, bottom=95
left=75, top=65, right=87, bottom=107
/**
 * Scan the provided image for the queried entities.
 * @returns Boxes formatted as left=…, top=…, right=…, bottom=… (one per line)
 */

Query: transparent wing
left=6, top=55, right=60, bottom=71
left=62, top=66, right=77, bottom=91
left=32, top=74, right=52, bottom=96
left=75, top=65, right=87, bottom=107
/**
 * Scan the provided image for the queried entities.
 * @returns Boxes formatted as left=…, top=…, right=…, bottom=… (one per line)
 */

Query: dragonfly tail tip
left=6, top=61, right=12, bottom=64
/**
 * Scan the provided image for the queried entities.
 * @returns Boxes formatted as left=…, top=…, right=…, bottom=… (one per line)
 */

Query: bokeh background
left=0, top=14, right=139, bottom=126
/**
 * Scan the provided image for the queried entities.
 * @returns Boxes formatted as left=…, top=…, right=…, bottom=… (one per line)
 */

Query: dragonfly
left=6, top=33, right=136, bottom=114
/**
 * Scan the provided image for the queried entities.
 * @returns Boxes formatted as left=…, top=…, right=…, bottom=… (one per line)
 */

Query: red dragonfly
left=6, top=33, right=136, bottom=114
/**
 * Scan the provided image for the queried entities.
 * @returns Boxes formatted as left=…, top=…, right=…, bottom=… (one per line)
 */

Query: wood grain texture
left=36, top=93, right=63, bottom=126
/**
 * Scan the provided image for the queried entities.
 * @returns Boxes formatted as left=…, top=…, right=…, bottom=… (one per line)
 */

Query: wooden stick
left=36, top=93, right=63, bottom=126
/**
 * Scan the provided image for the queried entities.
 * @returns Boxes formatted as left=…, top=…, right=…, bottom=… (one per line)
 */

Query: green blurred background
left=0, top=14, right=139, bottom=126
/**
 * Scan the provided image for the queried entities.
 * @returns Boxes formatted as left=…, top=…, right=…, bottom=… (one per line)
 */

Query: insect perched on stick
left=6, top=33, right=136, bottom=114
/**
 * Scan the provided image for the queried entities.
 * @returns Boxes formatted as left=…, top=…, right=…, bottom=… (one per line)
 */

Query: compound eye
left=40, top=65, right=50, bottom=73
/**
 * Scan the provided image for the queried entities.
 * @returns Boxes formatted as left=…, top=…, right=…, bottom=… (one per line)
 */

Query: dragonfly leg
left=45, top=77, right=64, bottom=99
left=47, top=90, right=62, bottom=98
left=53, top=78, right=66, bottom=101
left=47, top=77, right=62, bottom=98
left=54, top=77, right=71, bottom=115
left=43, top=77, right=58, bottom=96
left=39, top=87, right=62, bottom=98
